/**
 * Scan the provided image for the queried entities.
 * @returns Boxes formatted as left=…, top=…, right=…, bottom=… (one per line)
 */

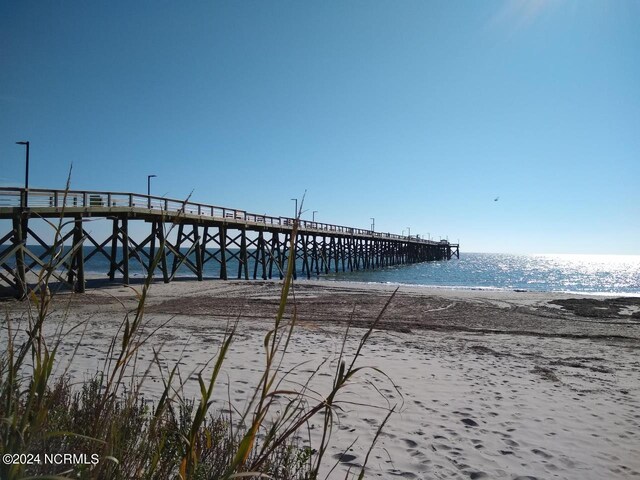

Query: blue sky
left=1, top=0, right=638, bottom=254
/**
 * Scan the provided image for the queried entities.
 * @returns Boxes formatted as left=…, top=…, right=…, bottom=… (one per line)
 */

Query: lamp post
left=291, top=198, right=298, bottom=218
left=407, top=226, right=411, bottom=239
left=312, top=210, right=317, bottom=222
left=16, top=141, right=29, bottom=208
left=147, top=174, right=157, bottom=208
left=370, top=217, right=375, bottom=232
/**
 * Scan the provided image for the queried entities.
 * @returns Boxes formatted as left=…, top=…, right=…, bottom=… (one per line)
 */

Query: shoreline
left=18, top=270, right=640, bottom=298
left=112, top=271, right=640, bottom=297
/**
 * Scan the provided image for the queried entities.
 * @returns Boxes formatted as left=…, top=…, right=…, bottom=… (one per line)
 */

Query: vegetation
left=0, top=190, right=397, bottom=479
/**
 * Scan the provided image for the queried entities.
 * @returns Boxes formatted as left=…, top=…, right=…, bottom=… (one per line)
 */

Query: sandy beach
left=3, top=278, right=640, bottom=480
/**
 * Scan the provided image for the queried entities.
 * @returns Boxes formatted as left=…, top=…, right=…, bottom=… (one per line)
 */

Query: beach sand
left=3, top=278, right=640, bottom=479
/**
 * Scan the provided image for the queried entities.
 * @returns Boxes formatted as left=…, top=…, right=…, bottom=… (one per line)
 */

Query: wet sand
left=3, top=278, right=640, bottom=479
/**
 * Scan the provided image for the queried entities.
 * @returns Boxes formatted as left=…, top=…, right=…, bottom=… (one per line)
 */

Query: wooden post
left=171, top=224, right=184, bottom=277
left=193, top=225, right=203, bottom=281
left=268, top=232, right=280, bottom=279
left=363, top=239, right=370, bottom=269
left=253, top=231, right=266, bottom=280
left=259, top=232, right=267, bottom=279
left=219, top=225, right=227, bottom=280
left=302, top=234, right=310, bottom=279
left=338, top=236, right=346, bottom=272
left=321, top=236, right=328, bottom=274
left=109, top=218, right=118, bottom=281
left=157, top=221, right=170, bottom=283
left=200, top=226, right=209, bottom=277
left=238, top=228, right=249, bottom=280
left=149, top=220, right=157, bottom=277
left=72, top=216, right=85, bottom=292
left=326, top=235, right=333, bottom=273
left=291, top=232, right=298, bottom=280
left=311, top=235, right=319, bottom=276
left=281, top=233, right=290, bottom=280
left=353, top=238, right=359, bottom=270
left=122, top=218, right=129, bottom=285
left=12, top=214, right=27, bottom=299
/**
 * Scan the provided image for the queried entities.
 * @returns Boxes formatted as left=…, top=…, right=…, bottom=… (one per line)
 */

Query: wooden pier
left=0, top=187, right=459, bottom=297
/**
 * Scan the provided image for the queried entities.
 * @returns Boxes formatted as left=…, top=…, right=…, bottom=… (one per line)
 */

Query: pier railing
left=0, top=187, right=438, bottom=244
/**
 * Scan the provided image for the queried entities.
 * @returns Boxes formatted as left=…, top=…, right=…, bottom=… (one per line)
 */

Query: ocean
left=322, top=252, right=640, bottom=296
left=10, top=247, right=640, bottom=296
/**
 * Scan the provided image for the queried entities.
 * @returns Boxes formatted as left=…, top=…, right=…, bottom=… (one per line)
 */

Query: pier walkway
left=0, top=187, right=459, bottom=297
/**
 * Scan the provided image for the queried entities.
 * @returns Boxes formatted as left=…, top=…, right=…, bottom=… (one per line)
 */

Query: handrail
left=0, top=187, right=448, bottom=245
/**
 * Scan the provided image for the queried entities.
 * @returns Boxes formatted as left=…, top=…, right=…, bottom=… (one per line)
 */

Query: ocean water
left=8, top=247, right=640, bottom=296
left=322, top=253, right=640, bottom=296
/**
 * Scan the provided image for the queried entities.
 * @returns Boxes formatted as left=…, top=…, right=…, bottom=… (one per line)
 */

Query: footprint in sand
left=332, top=452, right=357, bottom=463
left=403, top=438, right=418, bottom=448
left=386, top=469, right=417, bottom=478
left=468, top=472, right=489, bottom=479
left=531, top=448, right=553, bottom=459
left=431, top=443, right=452, bottom=451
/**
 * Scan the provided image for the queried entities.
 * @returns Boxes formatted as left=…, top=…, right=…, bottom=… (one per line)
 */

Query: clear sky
left=1, top=0, right=638, bottom=254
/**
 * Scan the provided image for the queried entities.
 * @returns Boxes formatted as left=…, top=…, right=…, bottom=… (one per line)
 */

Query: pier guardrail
left=0, top=187, right=439, bottom=244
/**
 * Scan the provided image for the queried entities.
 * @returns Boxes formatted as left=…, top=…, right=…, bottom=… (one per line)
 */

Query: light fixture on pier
left=16, top=141, right=30, bottom=208
left=147, top=174, right=157, bottom=208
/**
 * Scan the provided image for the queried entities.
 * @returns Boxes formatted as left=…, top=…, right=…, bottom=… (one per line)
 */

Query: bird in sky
left=494, top=196, right=500, bottom=202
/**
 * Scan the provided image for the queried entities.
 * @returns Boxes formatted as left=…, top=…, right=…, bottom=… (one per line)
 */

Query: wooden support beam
left=329, top=236, right=337, bottom=273
left=157, top=221, right=170, bottom=283
left=319, top=236, right=328, bottom=274
left=171, top=223, right=185, bottom=278
left=268, top=232, right=282, bottom=279
left=12, top=214, right=27, bottom=299
left=302, top=234, right=310, bottom=279
left=193, top=225, right=203, bottom=281
left=310, top=235, right=319, bottom=276
left=149, top=220, right=157, bottom=277
left=70, top=216, right=85, bottom=292
left=122, top=218, right=130, bottom=285
left=27, top=228, right=73, bottom=272
left=253, top=231, right=267, bottom=280
left=219, top=225, right=227, bottom=280
left=109, top=218, right=119, bottom=281
left=338, top=236, right=346, bottom=272
left=282, top=233, right=294, bottom=280
left=238, top=228, right=249, bottom=280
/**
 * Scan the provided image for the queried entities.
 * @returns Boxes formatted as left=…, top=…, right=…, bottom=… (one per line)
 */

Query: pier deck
left=0, top=187, right=459, bottom=297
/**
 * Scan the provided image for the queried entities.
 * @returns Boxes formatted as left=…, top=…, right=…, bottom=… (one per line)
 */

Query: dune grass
left=0, top=191, right=398, bottom=479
